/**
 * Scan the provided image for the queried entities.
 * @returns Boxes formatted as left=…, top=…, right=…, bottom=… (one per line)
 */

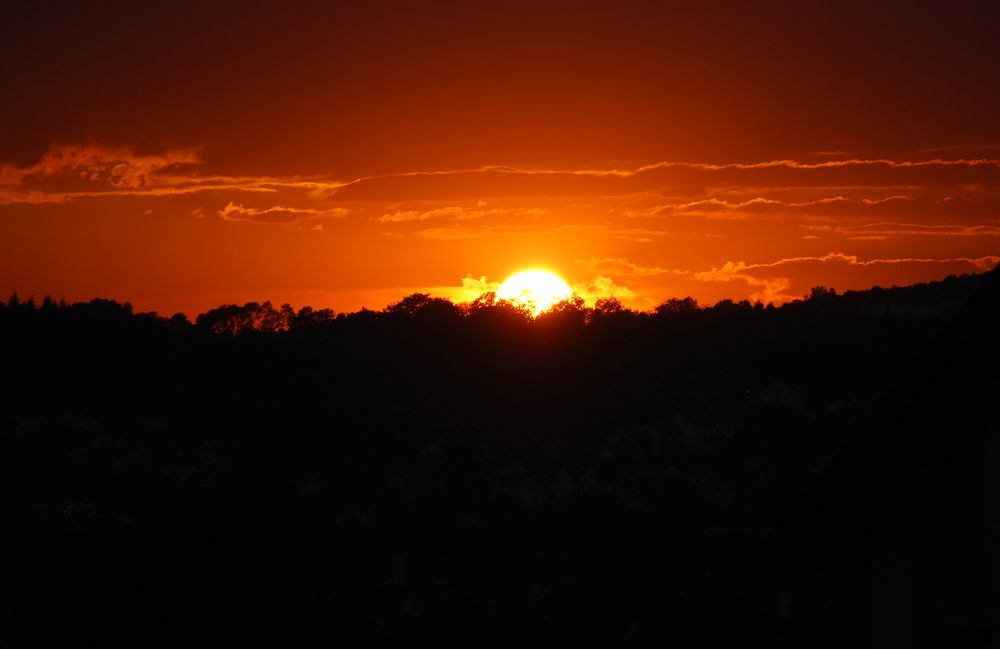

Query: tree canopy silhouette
left=0, top=271, right=994, bottom=647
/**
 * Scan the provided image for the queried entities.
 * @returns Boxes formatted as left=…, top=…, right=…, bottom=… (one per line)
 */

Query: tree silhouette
left=385, top=293, right=462, bottom=321
left=290, top=305, right=336, bottom=328
left=655, top=296, right=699, bottom=316
left=535, top=295, right=588, bottom=328
left=807, top=286, right=838, bottom=304
left=468, top=290, right=497, bottom=312
left=594, top=296, right=626, bottom=315
left=195, top=300, right=291, bottom=334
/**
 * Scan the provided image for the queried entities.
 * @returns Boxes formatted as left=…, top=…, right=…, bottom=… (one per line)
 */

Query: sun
left=496, top=269, right=573, bottom=316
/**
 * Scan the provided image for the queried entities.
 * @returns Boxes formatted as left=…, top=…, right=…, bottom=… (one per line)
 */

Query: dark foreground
left=1, top=273, right=997, bottom=647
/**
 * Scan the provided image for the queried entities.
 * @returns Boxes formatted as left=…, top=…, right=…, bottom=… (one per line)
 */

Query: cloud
left=572, top=275, right=636, bottom=302
left=378, top=205, right=548, bottom=223
left=0, top=143, right=348, bottom=204
left=327, top=157, right=1000, bottom=203
left=218, top=202, right=348, bottom=224
left=17, top=143, right=201, bottom=188
left=379, top=206, right=482, bottom=223
left=413, top=223, right=601, bottom=240
left=414, top=227, right=476, bottom=240
left=0, top=144, right=206, bottom=204
left=519, top=208, right=550, bottom=219
left=803, top=221, right=1000, bottom=238
left=5, top=144, right=999, bottom=211
left=966, top=256, right=1000, bottom=271
left=460, top=275, right=500, bottom=294
left=696, top=251, right=998, bottom=274
left=423, top=275, right=501, bottom=304
left=693, top=269, right=795, bottom=304
left=577, top=257, right=685, bottom=277
left=355, top=157, right=1000, bottom=184
left=607, top=227, right=671, bottom=242
left=635, top=157, right=1000, bottom=173
left=632, top=195, right=918, bottom=219
left=693, top=252, right=1000, bottom=304
left=571, top=258, right=691, bottom=308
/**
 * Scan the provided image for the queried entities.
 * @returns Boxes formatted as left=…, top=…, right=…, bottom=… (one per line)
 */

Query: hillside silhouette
left=1, top=271, right=996, bottom=647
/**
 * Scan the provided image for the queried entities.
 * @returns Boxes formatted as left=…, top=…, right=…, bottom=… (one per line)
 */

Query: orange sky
left=2, top=1, right=998, bottom=315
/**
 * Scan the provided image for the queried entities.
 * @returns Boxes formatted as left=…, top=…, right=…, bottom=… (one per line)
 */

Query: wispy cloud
left=1, top=143, right=201, bottom=189
left=218, top=202, right=349, bottom=224
left=0, top=143, right=348, bottom=204
left=344, top=157, right=1000, bottom=184
left=693, top=252, right=1000, bottom=304
left=422, top=275, right=501, bottom=304
left=632, top=195, right=917, bottom=219
left=572, top=275, right=636, bottom=302
left=697, top=252, right=1000, bottom=273
left=378, top=205, right=549, bottom=223
left=606, top=227, right=671, bottom=242
left=378, top=206, right=495, bottom=223
left=371, top=157, right=1000, bottom=187
left=325, top=156, right=1000, bottom=205
left=414, top=223, right=601, bottom=240
left=693, top=264, right=796, bottom=304
left=577, top=257, right=686, bottom=277
left=5, top=144, right=999, bottom=207
left=803, top=221, right=1000, bottom=238
left=414, top=227, right=477, bottom=240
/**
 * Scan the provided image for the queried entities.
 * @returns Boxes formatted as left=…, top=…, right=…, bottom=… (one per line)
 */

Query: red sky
left=2, top=1, right=998, bottom=315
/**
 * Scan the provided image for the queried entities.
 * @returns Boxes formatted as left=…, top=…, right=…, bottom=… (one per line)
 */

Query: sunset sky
left=2, top=1, right=998, bottom=315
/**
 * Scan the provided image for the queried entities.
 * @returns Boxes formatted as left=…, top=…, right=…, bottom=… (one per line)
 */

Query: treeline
left=1, top=272, right=982, bottom=435
left=0, top=271, right=987, bottom=336
left=0, top=270, right=992, bottom=647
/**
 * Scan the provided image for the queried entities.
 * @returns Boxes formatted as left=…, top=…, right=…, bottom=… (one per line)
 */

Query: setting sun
left=496, top=269, right=573, bottom=316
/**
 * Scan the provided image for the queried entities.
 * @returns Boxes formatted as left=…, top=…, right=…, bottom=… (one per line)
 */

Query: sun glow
left=496, top=269, right=573, bottom=316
